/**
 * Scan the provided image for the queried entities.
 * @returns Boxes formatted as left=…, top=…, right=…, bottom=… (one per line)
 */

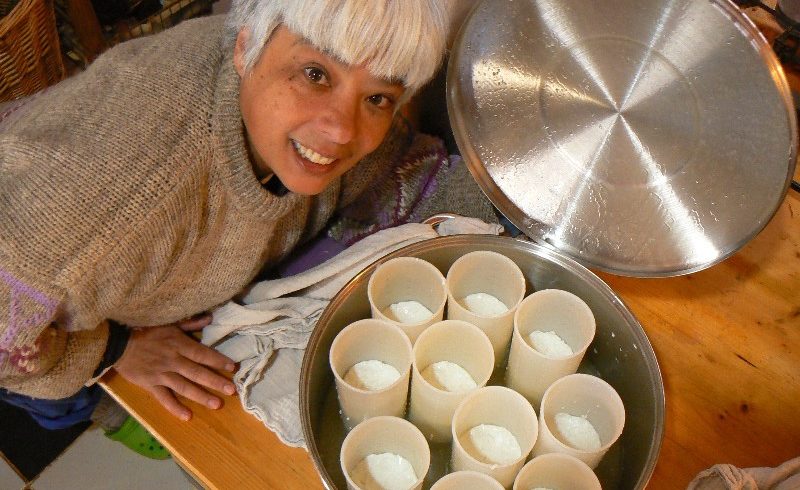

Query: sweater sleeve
left=0, top=261, right=108, bottom=399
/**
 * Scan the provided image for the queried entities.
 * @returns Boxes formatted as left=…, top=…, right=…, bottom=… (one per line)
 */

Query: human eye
left=366, top=93, right=395, bottom=110
left=303, top=66, right=330, bottom=86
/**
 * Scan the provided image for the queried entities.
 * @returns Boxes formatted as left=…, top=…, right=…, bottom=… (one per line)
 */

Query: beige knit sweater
left=0, top=16, right=496, bottom=399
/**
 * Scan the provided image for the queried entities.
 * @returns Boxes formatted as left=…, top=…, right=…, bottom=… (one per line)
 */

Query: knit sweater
left=0, top=16, right=497, bottom=399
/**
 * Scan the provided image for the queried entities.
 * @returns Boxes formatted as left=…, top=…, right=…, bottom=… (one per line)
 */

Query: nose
left=318, top=92, right=358, bottom=145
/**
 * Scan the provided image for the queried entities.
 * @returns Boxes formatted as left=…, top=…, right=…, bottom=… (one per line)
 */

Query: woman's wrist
left=92, top=320, right=132, bottom=377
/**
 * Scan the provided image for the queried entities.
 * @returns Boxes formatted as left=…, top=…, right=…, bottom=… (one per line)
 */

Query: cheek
left=252, top=86, right=285, bottom=123
left=243, top=86, right=291, bottom=148
left=358, top=116, right=395, bottom=155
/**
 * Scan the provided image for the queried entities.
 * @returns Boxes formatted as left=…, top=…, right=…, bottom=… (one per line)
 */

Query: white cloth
left=202, top=217, right=503, bottom=447
left=688, top=457, right=800, bottom=490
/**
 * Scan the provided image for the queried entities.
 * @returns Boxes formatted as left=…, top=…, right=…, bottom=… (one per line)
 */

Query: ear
left=233, top=28, right=250, bottom=78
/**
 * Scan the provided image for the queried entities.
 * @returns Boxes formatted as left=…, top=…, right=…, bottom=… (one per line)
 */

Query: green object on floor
left=105, top=416, right=171, bottom=460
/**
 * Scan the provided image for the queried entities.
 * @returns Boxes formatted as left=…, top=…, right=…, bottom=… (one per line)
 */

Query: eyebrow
left=293, top=37, right=405, bottom=88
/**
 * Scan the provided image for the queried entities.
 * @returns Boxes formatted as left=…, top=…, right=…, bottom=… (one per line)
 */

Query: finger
left=161, top=372, right=225, bottom=410
left=150, top=385, right=192, bottom=421
left=173, top=357, right=236, bottom=397
left=178, top=314, right=212, bottom=332
left=179, top=337, right=236, bottom=373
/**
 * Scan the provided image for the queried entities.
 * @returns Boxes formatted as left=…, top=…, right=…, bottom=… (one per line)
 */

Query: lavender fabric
left=276, top=236, right=347, bottom=279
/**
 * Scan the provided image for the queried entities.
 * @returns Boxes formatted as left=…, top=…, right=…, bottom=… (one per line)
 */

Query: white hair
left=226, top=0, right=449, bottom=103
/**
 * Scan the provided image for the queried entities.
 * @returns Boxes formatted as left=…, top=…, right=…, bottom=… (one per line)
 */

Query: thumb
left=177, top=313, right=212, bottom=332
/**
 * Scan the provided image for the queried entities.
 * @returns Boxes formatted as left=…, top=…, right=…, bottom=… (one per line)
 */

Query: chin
left=269, top=149, right=354, bottom=196
left=279, top=175, right=332, bottom=196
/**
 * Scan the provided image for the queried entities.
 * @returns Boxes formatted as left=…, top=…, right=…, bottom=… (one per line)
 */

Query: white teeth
left=292, top=140, right=335, bottom=165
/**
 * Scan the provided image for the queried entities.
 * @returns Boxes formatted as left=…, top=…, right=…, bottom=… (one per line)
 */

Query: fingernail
left=225, top=363, right=235, bottom=372
left=224, top=385, right=235, bottom=395
left=181, top=413, right=191, bottom=421
left=208, top=399, right=221, bottom=409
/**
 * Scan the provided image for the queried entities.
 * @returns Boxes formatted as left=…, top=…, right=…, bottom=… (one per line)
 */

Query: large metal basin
left=300, top=234, right=665, bottom=489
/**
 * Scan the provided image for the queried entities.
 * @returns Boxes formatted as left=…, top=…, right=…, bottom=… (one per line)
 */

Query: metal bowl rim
left=300, top=234, right=665, bottom=489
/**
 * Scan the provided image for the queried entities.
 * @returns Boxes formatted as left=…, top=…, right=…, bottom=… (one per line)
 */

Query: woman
left=0, top=0, right=496, bottom=456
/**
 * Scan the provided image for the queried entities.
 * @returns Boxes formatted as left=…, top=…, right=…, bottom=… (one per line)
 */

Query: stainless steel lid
left=448, top=0, right=797, bottom=276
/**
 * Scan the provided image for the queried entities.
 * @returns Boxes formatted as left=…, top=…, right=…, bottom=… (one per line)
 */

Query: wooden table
left=100, top=188, right=800, bottom=489
left=597, top=190, right=800, bottom=487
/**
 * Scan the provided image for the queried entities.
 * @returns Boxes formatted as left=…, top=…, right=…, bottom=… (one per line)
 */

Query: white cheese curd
left=344, top=360, right=401, bottom=391
left=528, top=330, right=574, bottom=358
left=421, top=361, right=477, bottom=392
left=554, top=412, right=602, bottom=451
left=350, top=452, right=418, bottom=490
left=462, top=292, right=509, bottom=316
left=383, top=300, right=433, bottom=324
left=462, top=424, right=521, bottom=465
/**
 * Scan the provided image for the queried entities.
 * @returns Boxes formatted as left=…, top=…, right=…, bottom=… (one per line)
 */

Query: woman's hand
left=113, top=314, right=237, bottom=421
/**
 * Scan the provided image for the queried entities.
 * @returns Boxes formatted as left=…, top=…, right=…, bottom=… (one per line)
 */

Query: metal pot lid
left=447, top=0, right=797, bottom=277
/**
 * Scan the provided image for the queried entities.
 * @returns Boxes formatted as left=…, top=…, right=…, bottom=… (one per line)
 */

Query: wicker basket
left=113, top=0, right=213, bottom=43
left=0, top=0, right=65, bottom=102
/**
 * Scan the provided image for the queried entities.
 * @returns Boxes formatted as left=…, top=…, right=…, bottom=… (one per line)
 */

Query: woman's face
left=234, top=26, right=405, bottom=196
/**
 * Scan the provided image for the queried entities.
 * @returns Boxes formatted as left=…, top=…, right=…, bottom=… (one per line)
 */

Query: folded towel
left=688, top=457, right=800, bottom=490
left=202, top=217, right=503, bottom=447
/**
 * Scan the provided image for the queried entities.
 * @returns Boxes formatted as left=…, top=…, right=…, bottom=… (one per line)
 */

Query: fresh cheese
left=462, top=424, right=521, bottom=465
left=344, top=360, right=401, bottom=391
left=528, top=330, right=574, bottom=358
left=383, top=300, right=433, bottom=324
left=350, top=452, right=418, bottom=490
left=554, top=412, right=601, bottom=451
left=462, top=292, right=508, bottom=316
left=421, top=361, right=477, bottom=392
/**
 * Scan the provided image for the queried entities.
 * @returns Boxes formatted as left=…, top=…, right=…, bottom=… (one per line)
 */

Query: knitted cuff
left=92, top=320, right=131, bottom=377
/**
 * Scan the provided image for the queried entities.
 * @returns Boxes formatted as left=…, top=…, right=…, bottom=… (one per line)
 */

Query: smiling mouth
left=291, top=139, right=336, bottom=166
